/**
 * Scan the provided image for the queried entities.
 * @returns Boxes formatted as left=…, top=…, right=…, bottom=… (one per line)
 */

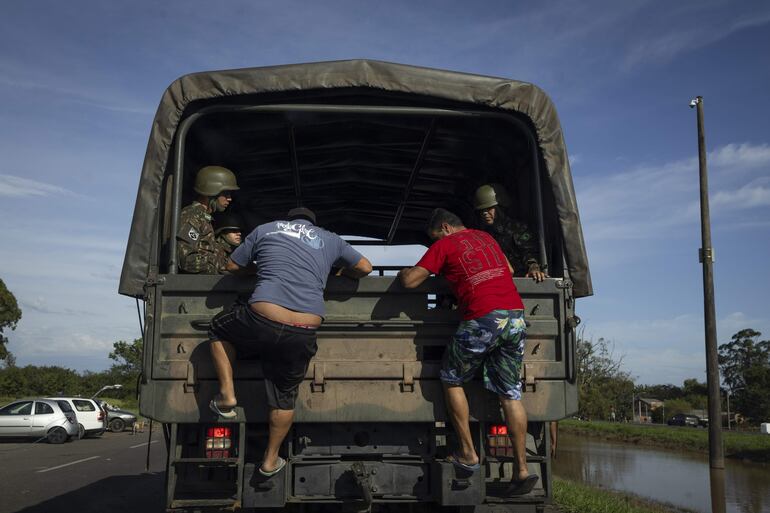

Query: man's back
left=231, top=219, right=363, bottom=317
left=416, top=228, right=524, bottom=320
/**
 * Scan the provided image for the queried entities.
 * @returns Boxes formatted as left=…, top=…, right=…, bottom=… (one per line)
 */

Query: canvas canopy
left=119, top=60, right=592, bottom=298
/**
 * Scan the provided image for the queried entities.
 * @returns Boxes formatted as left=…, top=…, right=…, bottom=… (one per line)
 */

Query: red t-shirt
left=415, top=229, right=524, bottom=320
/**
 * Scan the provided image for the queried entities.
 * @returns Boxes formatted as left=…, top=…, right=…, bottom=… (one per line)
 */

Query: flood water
left=554, top=432, right=770, bottom=513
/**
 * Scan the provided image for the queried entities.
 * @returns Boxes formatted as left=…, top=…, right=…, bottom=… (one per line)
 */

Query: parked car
left=94, top=400, right=137, bottom=432
left=0, top=399, right=79, bottom=443
left=47, top=397, right=107, bottom=438
left=667, top=413, right=700, bottom=427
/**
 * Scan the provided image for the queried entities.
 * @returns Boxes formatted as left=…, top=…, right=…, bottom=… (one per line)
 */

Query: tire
left=78, top=423, right=85, bottom=439
left=47, top=427, right=69, bottom=444
left=109, top=418, right=126, bottom=432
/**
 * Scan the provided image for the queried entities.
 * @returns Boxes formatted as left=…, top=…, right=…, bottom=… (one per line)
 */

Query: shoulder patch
left=188, top=227, right=200, bottom=241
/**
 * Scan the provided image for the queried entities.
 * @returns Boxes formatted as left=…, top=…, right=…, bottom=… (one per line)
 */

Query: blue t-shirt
left=231, top=220, right=364, bottom=317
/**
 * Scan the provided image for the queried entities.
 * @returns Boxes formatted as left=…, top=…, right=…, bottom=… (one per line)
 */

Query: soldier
left=177, top=166, right=239, bottom=274
left=213, top=211, right=245, bottom=269
left=473, top=184, right=546, bottom=282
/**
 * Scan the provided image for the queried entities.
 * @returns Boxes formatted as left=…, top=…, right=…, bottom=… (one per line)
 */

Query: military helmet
left=213, top=211, right=245, bottom=236
left=473, top=183, right=511, bottom=210
left=193, top=166, right=240, bottom=196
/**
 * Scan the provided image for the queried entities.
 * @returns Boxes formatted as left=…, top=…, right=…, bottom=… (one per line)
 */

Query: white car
left=48, top=397, right=107, bottom=438
left=0, top=398, right=79, bottom=443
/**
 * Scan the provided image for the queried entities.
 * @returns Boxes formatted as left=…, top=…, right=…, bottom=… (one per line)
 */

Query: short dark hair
left=427, top=208, right=463, bottom=233
left=287, top=207, right=316, bottom=224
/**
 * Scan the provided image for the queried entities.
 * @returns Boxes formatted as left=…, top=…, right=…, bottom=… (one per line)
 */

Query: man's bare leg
left=209, top=339, right=237, bottom=407
left=262, top=408, right=293, bottom=471
left=500, top=397, right=529, bottom=480
left=443, top=384, right=479, bottom=466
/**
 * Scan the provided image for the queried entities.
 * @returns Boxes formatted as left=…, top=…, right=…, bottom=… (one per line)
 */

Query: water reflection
left=554, top=433, right=770, bottom=513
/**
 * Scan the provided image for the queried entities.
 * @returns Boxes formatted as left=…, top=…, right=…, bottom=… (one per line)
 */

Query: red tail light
left=487, top=424, right=513, bottom=458
left=205, top=426, right=233, bottom=458
left=97, top=411, right=105, bottom=421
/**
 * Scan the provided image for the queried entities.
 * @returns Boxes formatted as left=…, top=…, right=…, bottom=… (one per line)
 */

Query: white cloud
left=711, top=184, right=770, bottom=210
left=622, top=10, right=770, bottom=70
left=710, top=143, right=770, bottom=170
left=0, top=174, right=73, bottom=197
left=579, top=310, right=770, bottom=384
left=577, top=142, right=770, bottom=244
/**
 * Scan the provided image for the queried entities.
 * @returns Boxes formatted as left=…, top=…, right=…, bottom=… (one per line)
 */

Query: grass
left=553, top=477, right=696, bottom=513
left=560, top=419, right=770, bottom=461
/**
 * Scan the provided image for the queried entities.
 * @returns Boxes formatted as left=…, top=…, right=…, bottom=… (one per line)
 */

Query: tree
left=577, top=332, right=634, bottom=421
left=108, top=338, right=143, bottom=398
left=718, top=329, right=770, bottom=423
left=0, top=278, right=22, bottom=364
left=109, top=338, right=143, bottom=375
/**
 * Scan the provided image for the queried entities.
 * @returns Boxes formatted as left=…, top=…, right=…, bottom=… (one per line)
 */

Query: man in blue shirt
left=208, top=207, right=372, bottom=477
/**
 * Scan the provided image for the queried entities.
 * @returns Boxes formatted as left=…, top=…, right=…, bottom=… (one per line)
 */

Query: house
left=634, top=397, right=663, bottom=423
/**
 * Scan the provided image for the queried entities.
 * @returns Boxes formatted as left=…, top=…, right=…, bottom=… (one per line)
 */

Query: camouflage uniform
left=215, top=235, right=236, bottom=266
left=484, top=216, right=540, bottom=277
left=177, top=202, right=228, bottom=274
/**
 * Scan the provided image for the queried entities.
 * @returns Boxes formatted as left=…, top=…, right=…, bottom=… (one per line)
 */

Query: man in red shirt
left=399, top=208, right=537, bottom=495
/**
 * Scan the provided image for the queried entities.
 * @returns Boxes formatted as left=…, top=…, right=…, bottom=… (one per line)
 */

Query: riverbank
left=560, top=419, right=770, bottom=461
left=554, top=477, right=697, bottom=513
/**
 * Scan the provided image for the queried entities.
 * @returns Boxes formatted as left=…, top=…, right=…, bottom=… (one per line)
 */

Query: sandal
left=447, top=452, right=481, bottom=472
left=505, top=474, right=539, bottom=496
left=259, top=457, right=287, bottom=477
left=209, top=397, right=237, bottom=419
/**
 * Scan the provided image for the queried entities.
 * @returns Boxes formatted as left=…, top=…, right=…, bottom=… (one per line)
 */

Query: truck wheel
left=47, top=427, right=69, bottom=444
left=109, top=418, right=126, bottom=432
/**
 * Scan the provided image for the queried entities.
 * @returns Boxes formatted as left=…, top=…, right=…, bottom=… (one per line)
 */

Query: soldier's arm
left=513, top=221, right=546, bottom=282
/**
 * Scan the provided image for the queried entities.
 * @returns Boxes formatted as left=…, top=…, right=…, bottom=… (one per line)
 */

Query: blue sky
left=1, top=0, right=769, bottom=385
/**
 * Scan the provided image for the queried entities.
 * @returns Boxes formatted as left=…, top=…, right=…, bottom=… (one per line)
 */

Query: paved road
left=1, top=429, right=562, bottom=513
left=0, top=429, right=166, bottom=513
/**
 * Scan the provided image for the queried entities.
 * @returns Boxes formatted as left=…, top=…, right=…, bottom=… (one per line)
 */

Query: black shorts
left=208, top=301, right=318, bottom=410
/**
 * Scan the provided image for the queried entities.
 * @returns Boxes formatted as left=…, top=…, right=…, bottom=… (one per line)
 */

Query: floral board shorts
left=440, top=309, right=526, bottom=400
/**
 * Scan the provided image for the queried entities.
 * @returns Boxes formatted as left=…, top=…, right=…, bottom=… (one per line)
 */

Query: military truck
left=119, top=60, right=592, bottom=512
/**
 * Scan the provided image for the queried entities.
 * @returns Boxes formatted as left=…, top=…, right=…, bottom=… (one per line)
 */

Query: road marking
left=37, top=456, right=100, bottom=473
left=130, top=440, right=159, bottom=449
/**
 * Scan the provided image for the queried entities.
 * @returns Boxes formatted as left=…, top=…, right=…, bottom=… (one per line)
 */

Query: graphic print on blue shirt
left=264, top=221, right=325, bottom=249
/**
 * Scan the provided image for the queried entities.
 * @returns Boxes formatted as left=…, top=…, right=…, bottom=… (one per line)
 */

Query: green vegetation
left=719, top=329, right=770, bottom=423
left=554, top=477, right=696, bottom=513
left=560, top=419, right=770, bottom=461
left=0, top=278, right=22, bottom=365
left=0, top=338, right=143, bottom=403
left=577, top=333, right=634, bottom=421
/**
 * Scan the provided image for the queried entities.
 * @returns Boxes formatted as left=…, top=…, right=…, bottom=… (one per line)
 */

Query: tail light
left=97, top=410, right=105, bottom=421
left=205, top=426, right=233, bottom=458
left=66, top=413, right=76, bottom=424
left=487, top=424, right=513, bottom=458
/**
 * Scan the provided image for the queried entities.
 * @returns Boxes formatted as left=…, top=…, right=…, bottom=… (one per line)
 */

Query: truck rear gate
left=143, top=271, right=576, bottom=510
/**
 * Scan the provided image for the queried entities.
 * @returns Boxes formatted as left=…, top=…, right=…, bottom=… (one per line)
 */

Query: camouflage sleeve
left=177, top=222, right=221, bottom=274
left=511, top=221, right=541, bottom=272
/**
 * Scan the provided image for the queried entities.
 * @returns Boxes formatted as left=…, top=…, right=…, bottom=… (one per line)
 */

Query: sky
left=1, top=0, right=769, bottom=385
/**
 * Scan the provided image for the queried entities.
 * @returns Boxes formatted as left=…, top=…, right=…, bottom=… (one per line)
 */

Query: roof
left=119, top=60, right=592, bottom=298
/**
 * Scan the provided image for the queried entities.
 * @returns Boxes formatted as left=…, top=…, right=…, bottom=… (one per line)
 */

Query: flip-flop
left=259, top=457, right=287, bottom=477
left=505, top=474, right=539, bottom=496
left=209, top=397, right=237, bottom=419
left=447, top=453, right=481, bottom=472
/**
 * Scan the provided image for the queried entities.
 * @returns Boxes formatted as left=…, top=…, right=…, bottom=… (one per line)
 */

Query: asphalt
left=0, top=428, right=167, bottom=513
left=0, top=430, right=563, bottom=513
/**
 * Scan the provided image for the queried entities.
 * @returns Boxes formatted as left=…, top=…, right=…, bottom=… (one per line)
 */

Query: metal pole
left=727, top=392, right=731, bottom=431
left=690, top=96, right=726, bottom=513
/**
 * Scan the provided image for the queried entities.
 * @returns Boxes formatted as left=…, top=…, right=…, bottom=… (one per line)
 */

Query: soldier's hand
left=526, top=269, right=547, bottom=282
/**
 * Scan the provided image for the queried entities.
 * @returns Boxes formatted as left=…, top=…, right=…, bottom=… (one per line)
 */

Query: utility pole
left=690, top=96, right=726, bottom=513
